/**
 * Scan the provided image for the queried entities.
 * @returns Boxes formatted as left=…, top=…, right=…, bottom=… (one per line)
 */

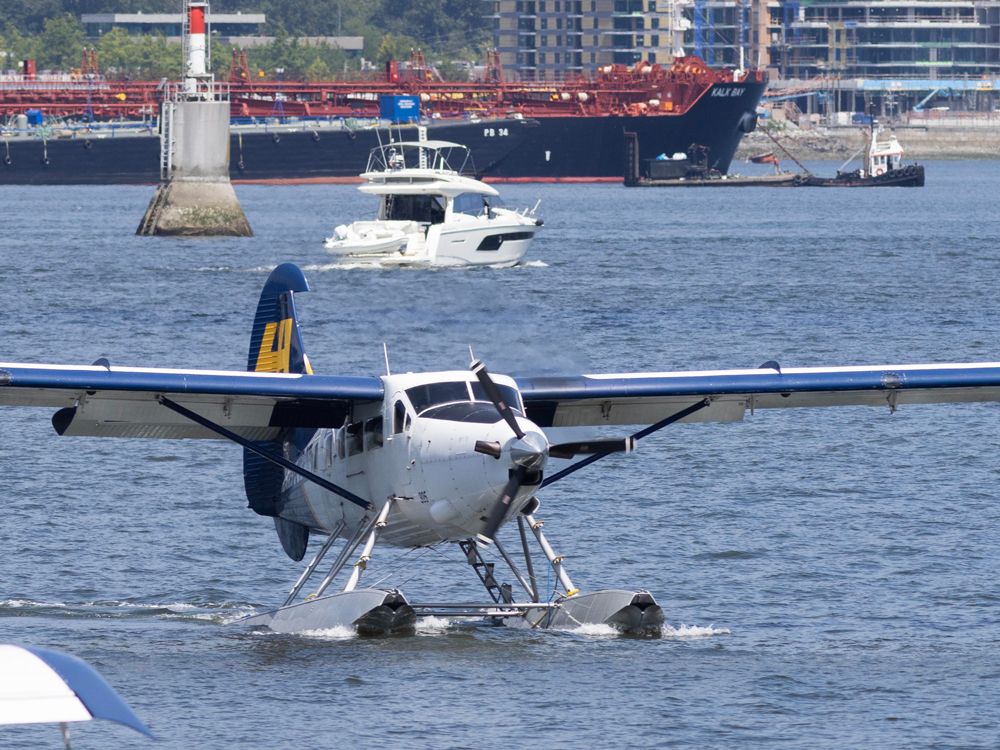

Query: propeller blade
left=548, top=437, right=635, bottom=460
left=471, top=359, right=525, bottom=439
left=474, top=440, right=502, bottom=459
left=476, top=467, right=526, bottom=546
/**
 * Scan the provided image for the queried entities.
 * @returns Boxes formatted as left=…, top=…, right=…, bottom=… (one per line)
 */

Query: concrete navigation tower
left=137, top=1, right=252, bottom=236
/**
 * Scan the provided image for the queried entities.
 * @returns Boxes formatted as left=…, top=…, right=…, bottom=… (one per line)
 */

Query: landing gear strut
left=237, top=498, right=416, bottom=635
left=415, top=501, right=664, bottom=635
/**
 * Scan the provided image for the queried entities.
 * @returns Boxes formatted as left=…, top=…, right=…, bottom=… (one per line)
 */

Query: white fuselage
left=280, top=371, right=546, bottom=547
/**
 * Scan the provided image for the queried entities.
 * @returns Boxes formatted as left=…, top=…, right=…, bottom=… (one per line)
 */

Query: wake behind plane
left=2, top=263, right=1000, bottom=635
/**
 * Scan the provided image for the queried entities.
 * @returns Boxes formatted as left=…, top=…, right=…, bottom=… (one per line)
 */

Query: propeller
left=470, top=359, right=641, bottom=543
left=470, top=359, right=545, bottom=545
left=476, top=466, right=528, bottom=547
left=471, top=359, right=524, bottom=439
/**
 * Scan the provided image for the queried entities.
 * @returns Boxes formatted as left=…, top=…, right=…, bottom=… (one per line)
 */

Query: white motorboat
left=324, top=140, right=542, bottom=267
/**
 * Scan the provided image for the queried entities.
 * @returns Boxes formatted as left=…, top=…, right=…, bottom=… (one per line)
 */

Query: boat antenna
left=383, top=343, right=391, bottom=376
left=468, top=345, right=476, bottom=367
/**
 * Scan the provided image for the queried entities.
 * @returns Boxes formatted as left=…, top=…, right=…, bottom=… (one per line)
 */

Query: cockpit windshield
left=405, top=380, right=522, bottom=417
left=406, top=382, right=471, bottom=413
left=420, top=403, right=503, bottom=423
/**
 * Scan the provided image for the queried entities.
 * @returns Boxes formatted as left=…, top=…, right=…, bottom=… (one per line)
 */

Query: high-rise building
left=767, top=0, right=1000, bottom=80
left=491, top=0, right=1000, bottom=81
left=490, top=0, right=692, bottom=80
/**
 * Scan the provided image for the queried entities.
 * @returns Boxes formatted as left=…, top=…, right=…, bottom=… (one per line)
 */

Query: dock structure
left=623, top=131, right=803, bottom=187
left=137, top=1, right=251, bottom=237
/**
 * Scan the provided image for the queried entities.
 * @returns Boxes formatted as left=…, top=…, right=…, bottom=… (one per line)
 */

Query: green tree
left=96, top=27, right=180, bottom=79
left=375, top=33, right=421, bottom=65
left=2, top=23, right=41, bottom=68
left=0, top=0, right=490, bottom=75
left=304, top=56, right=332, bottom=81
left=36, top=14, right=85, bottom=70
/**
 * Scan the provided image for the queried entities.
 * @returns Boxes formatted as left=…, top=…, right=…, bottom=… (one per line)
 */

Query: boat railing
left=0, top=120, right=158, bottom=139
left=229, top=115, right=383, bottom=134
left=365, top=141, right=475, bottom=176
left=163, top=81, right=230, bottom=104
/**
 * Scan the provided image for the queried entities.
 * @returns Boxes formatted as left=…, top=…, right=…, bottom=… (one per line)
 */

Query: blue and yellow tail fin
left=247, top=262, right=313, bottom=375
left=244, top=263, right=314, bottom=560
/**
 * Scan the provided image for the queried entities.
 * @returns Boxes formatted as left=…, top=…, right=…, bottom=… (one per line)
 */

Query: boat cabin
left=359, top=140, right=502, bottom=227
left=379, top=191, right=499, bottom=225
left=865, top=130, right=905, bottom=178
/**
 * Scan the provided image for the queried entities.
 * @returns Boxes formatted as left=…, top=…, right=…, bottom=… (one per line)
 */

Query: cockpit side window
left=364, top=417, right=383, bottom=450
left=346, top=422, right=363, bottom=456
left=393, top=400, right=407, bottom=434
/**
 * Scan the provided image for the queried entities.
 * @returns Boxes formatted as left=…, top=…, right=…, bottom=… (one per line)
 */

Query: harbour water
left=2, top=162, right=999, bottom=748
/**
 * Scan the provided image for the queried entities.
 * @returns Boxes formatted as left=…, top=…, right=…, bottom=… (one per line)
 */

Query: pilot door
left=386, top=395, right=416, bottom=487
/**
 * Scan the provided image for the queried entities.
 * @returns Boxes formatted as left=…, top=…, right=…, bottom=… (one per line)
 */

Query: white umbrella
left=0, top=644, right=153, bottom=747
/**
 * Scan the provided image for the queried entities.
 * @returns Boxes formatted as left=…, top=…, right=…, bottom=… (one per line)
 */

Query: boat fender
left=874, top=167, right=884, bottom=176
left=311, top=131, right=320, bottom=142
left=41, top=157, right=50, bottom=166
left=83, top=139, right=93, bottom=150
left=738, top=112, right=758, bottom=134
left=237, top=159, right=246, bottom=172
left=271, top=133, right=280, bottom=144
left=2, top=155, right=11, bottom=166
left=346, top=130, right=357, bottom=140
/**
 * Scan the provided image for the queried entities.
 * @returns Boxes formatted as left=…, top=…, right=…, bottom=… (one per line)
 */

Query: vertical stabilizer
left=247, top=263, right=313, bottom=375
left=244, top=263, right=313, bottom=560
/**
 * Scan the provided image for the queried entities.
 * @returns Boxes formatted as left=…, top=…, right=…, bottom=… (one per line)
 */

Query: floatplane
left=3, top=263, right=1000, bottom=635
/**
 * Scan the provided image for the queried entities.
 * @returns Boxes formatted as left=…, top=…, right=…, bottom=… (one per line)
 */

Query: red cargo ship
left=0, top=51, right=766, bottom=184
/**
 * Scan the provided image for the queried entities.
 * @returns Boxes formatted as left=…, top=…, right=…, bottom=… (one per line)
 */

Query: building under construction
left=491, top=0, right=1000, bottom=77
left=490, top=0, right=694, bottom=79
left=490, top=0, right=1000, bottom=113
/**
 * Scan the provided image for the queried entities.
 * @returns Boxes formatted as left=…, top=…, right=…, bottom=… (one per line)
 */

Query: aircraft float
left=2, top=263, right=1000, bottom=635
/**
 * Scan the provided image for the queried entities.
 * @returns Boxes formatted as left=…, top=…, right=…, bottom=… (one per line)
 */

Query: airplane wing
left=0, top=362, right=383, bottom=440
left=515, top=362, right=1000, bottom=428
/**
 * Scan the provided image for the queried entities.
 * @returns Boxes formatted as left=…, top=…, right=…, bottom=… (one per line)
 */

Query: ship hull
left=804, top=164, right=925, bottom=188
left=0, top=79, right=764, bottom=185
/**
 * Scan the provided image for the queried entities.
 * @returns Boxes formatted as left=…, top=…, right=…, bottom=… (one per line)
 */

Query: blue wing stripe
left=517, top=365, right=1000, bottom=401
left=0, top=364, right=384, bottom=402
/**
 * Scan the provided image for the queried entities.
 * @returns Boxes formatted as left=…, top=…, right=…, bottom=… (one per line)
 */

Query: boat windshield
left=382, top=194, right=446, bottom=224
left=453, top=193, right=490, bottom=217
left=406, top=381, right=522, bottom=416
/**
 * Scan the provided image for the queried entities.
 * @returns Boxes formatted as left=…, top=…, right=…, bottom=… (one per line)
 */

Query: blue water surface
left=1, top=161, right=999, bottom=749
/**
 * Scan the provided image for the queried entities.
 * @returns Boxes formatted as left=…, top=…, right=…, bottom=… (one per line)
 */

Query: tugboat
left=324, top=139, right=542, bottom=267
left=805, top=121, right=924, bottom=187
